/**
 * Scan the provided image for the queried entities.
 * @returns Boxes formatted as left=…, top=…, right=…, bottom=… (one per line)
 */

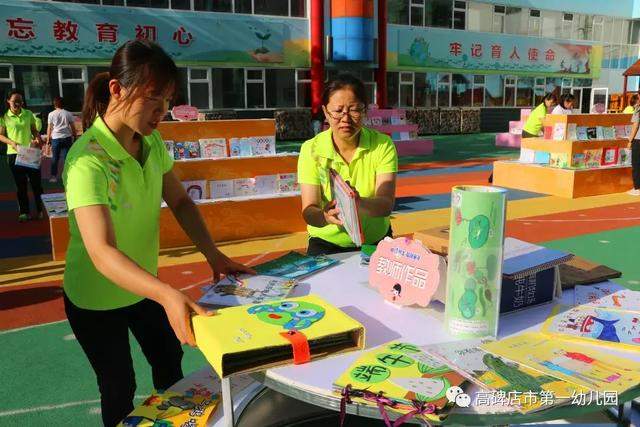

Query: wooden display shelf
left=521, top=138, right=630, bottom=156
left=173, top=153, right=298, bottom=181
left=493, top=160, right=632, bottom=198
left=157, top=119, right=275, bottom=141
left=543, top=113, right=632, bottom=128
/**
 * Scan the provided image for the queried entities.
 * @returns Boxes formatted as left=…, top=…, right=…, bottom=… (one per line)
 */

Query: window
left=533, top=77, right=546, bottom=105
left=387, top=72, right=399, bottom=107
left=410, top=0, right=425, bottom=27
left=290, top=0, right=306, bottom=17
left=0, top=65, right=15, bottom=101
left=171, top=0, right=191, bottom=9
left=254, top=0, right=287, bottom=16
left=415, top=72, right=437, bottom=107
left=427, top=0, right=453, bottom=29
left=451, top=74, right=471, bottom=107
left=516, top=77, right=533, bottom=107
left=266, top=69, right=295, bottom=108
left=211, top=68, right=244, bottom=108
left=126, top=0, right=169, bottom=8
left=194, top=0, right=232, bottom=12
left=188, top=68, right=211, bottom=110
left=101, top=0, right=125, bottom=5
left=58, top=66, right=86, bottom=112
left=437, top=73, right=451, bottom=107
left=485, top=74, right=503, bottom=106
left=561, top=13, right=574, bottom=39
left=503, top=75, right=516, bottom=107
left=630, top=20, right=640, bottom=44
left=235, top=0, right=252, bottom=13
left=472, top=74, right=485, bottom=107
left=466, top=2, right=492, bottom=32
left=505, top=7, right=526, bottom=36
left=174, top=68, right=189, bottom=106
left=14, top=65, right=60, bottom=110
left=399, top=72, right=414, bottom=107
left=295, top=69, right=311, bottom=108
left=493, top=5, right=505, bottom=33
left=245, top=68, right=265, bottom=108
left=388, top=0, right=409, bottom=25
left=528, top=9, right=541, bottom=36
left=453, top=1, right=467, bottom=30
left=541, top=10, right=563, bottom=39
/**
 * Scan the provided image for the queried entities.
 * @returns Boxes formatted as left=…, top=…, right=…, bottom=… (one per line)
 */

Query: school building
left=1, top=0, right=640, bottom=131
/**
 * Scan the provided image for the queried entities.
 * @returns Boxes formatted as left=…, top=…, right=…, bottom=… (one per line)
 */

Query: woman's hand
left=322, top=199, right=343, bottom=226
left=160, top=287, right=210, bottom=346
left=8, top=140, right=18, bottom=152
left=207, top=250, right=256, bottom=283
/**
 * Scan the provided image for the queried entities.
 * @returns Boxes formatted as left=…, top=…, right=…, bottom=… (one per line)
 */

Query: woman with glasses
left=297, top=74, right=398, bottom=256
left=0, top=90, right=45, bottom=222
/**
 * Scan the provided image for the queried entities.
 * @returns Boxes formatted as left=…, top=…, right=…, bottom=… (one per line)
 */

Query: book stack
left=330, top=169, right=364, bottom=247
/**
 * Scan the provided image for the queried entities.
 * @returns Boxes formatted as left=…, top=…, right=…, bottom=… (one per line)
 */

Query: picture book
left=163, top=140, right=174, bottom=155
left=371, top=116, right=384, bottom=126
left=209, top=180, right=234, bottom=199
left=229, top=138, right=242, bottom=157
left=501, top=238, right=570, bottom=278
left=15, top=146, right=42, bottom=169
left=239, top=138, right=254, bottom=157
left=566, top=123, right=578, bottom=140
left=424, top=339, right=587, bottom=414
left=41, top=193, right=68, bottom=217
left=519, top=148, right=535, bottom=164
left=330, top=168, right=364, bottom=247
left=233, top=178, right=256, bottom=197
left=192, top=294, right=365, bottom=377
left=574, top=282, right=640, bottom=311
left=601, top=147, right=619, bottom=166
left=543, top=126, right=553, bottom=140
left=254, top=174, right=278, bottom=195
left=198, top=275, right=297, bottom=308
left=595, top=126, right=604, bottom=140
left=277, top=173, right=298, bottom=193
left=119, top=390, right=219, bottom=427
left=626, top=124, right=634, bottom=138
left=251, top=136, right=276, bottom=156
left=549, top=153, right=568, bottom=168
left=575, top=126, right=589, bottom=141
left=571, top=153, right=586, bottom=169
left=619, top=148, right=632, bottom=166
left=586, top=127, right=598, bottom=140
left=614, top=125, right=628, bottom=139
left=199, top=138, right=228, bottom=158
left=184, top=141, right=201, bottom=159
left=541, top=305, right=640, bottom=351
left=254, top=251, right=338, bottom=279
left=333, top=341, right=466, bottom=422
left=584, top=149, right=603, bottom=168
left=173, top=142, right=186, bottom=160
left=481, top=332, right=640, bottom=394
left=182, top=180, right=208, bottom=200
left=602, top=126, right=616, bottom=140
left=533, top=151, right=550, bottom=164
left=552, top=123, right=566, bottom=141
left=559, top=258, right=621, bottom=289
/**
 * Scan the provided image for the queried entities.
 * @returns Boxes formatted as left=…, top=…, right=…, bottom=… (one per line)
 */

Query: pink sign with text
left=369, top=237, right=446, bottom=307
left=171, top=105, right=199, bottom=121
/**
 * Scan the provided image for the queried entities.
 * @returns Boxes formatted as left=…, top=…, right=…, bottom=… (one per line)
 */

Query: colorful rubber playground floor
left=1, top=132, right=639, bottom=425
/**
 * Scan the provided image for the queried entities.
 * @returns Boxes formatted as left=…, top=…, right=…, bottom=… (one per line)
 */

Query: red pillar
left=310, top=0, right=324, bottom=116
left=623, top=75, right=628, bottom=109
left=375, top=0, right=387, bottom=108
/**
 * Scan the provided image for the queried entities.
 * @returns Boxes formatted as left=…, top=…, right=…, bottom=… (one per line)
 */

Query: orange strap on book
left=280, top=330, right=311, bottom=364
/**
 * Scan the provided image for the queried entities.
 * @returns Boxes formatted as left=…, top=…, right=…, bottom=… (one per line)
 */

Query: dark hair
left=53, top=96, right=63, bottom=109
left=5, top=89, right=25, bottom=113
left=543, top=93, right=558, bottom=103
left=559, top=93, right=575, bottom=105
left=631, top=94, right=639, bottom=106
left=322, top=73, right=368, bottom=107
left=83, top=39, right=178, bottom=129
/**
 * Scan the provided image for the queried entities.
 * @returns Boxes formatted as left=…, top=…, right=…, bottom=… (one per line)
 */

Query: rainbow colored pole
left=330, top=0, right=374, bottom=61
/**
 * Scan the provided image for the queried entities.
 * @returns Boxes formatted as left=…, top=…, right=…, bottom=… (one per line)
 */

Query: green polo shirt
left=297, top=127, right=398, bottom=248
left=522, top=103, right=547, bottom=136
left=63, top=116, right=173, bottom=310
left=1, top=109, right=36, bottom=154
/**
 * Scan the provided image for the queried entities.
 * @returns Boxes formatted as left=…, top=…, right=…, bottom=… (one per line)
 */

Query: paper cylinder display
left=369, top=237, right=446, bottom=306
left=444, top=186, right=507, bottom=338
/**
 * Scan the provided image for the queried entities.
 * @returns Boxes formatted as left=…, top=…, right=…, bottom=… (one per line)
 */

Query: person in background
left=627, top=95, right=640, bottom=196
left=551, top=93, right=575, bottom=115
left=522, top=93, right=558, bottom=138
left=297, top=74, right=398, bottom=255
left=63, top=40, right=254, bottom=426
left=623, top=94, right=638, bottom=114
left=0, top=90, right=45, bottom=222
left=47, top=96, right=77, bottom=183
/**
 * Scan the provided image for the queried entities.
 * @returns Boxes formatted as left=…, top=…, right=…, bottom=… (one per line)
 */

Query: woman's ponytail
left=82, top=72, right=110, bottom=130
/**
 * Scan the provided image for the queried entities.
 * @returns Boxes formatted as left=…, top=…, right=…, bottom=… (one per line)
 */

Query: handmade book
left=333, top=341, right=466, bottom=422
left=549, top=153, right=568, bottom=168
left=619, top=148, right=632, bottom=166
left=330, top=168, right=364, bottom=246
left=119, top=390, right=219, bottom=427
left=571, top=153, right=586, bottom=169
left=541, top=305, right=640, bottom=351
left=602, top=126, right=616, bottom=140
left=251, top=136, right=276, bottom=156
left=254, top=174, right=278, bottom=195
left=543, top=126, right=553, bottom=140
left=192, top=294, right=365, bottom=377
left=519, top=148, right=535, bottom=164
left=229, top=138, right=242, bottom=157
left=424, top=339, right=586, bottom=414
left=575, top=126, right=589, bottom=141
left=184, top=141, right=201, bottom=158
left=198, top=275, right=297, bottom=308
left=586, top=127, right=598, bottom=140
left=625, top=124, right=634, bottom=138
left=173, top=142, right=186, bottom=160
left=566, top=123, right=578, bottom=140
left=595, top=126, right=605, bottom=140
left=233, top=178, right=256, bottom=197
left=533, top=151, right=550, bottom=164
left=239, top=138, right=254, bottom=157
left=163, top=140, right=174, bottom=155
left=584, top=149, right=603, bottom=168
left=277, top=173, right=298, bottom=193
left=199, top=138, right=228, bottom=158
left=481, top=332, right=640, bottom=395
left=209, top=180, right=234, bottom=199
left=601, top=147, right=619, bottom=166
left=552, top=123, right=566, bottom=141
left=574, top=282, right=640, bottom=311
left=254, top=251, right=338, bottom=279
left=15, top=146, right=41, bottom=169
left=182, top=180, right=208, bottom=200
left=614, top=125, right=628, bottom=139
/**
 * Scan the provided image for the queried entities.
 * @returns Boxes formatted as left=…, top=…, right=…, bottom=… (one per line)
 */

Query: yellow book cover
left=333, top=341, right=466, bottom=422
left=541, top=305, right=640, bottom=351
left=481, top=332, right=640, bottom=394
left=192, top=294, right=365, bottom=378
left=119, top=390, right=219, bottom=427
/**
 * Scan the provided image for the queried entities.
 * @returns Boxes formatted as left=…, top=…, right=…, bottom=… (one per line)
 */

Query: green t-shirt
left=1, top=109, right=36, bottom=155
left=522, top=103, right=547, bottom=136
left=623, top=105, right=635, bottom=114
left=297, top=127, right=398, bottom=248
left=63, top=116, right=173, bottom=310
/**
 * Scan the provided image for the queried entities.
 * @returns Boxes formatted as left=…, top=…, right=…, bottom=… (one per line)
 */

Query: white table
left=244, top=252, right=640, bottom=425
